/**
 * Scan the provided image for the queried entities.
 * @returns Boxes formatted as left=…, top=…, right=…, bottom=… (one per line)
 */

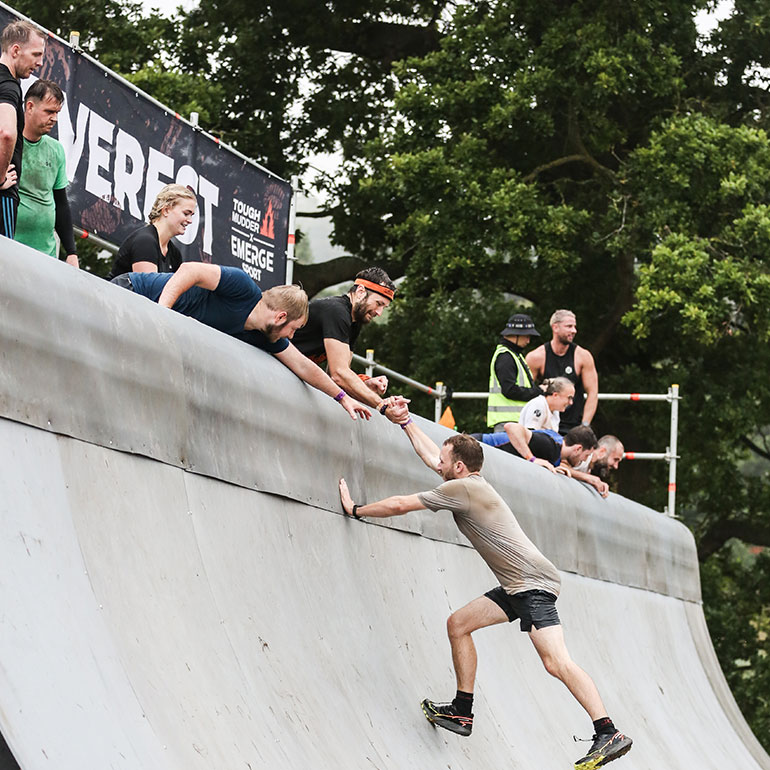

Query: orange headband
left=354, top=278, right=395, bottom=301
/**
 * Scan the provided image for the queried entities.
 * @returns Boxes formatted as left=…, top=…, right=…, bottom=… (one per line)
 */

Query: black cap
left=500, top=313, right=540, bottom=337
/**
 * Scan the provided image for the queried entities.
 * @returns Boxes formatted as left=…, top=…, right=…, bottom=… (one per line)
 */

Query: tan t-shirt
left=418, top=475, right=561, bottom=597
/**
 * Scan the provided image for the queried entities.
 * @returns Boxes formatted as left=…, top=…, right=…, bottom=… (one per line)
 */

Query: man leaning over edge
left=113, top=262, right=372, bottom=421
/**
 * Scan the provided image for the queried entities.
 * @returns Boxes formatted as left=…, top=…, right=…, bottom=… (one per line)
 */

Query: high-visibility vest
left=486, top=344, right=533, bottom=427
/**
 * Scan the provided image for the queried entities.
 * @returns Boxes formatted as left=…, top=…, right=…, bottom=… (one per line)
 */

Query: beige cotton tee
left=417, top=474, right=561, bottom=597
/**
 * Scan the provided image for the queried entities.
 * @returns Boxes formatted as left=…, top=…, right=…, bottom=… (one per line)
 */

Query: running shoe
left=574, top=730, right=633, bottom=769
left=420, top=698, right=473, bottom=737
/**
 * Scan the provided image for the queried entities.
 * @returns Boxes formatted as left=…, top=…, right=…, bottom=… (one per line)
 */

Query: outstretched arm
left=399, top=416, right=441, bottom=474
left=570, top=468, right=609, bottom=498
left=274, top=343, right=371, bottom=420
left=157, top=262, right=222, bottom=308
left=325, top=338, right=385, bottom=408
left=339, top=478, right=425, bottom=519
left=503, top=422, right=557, bottom=473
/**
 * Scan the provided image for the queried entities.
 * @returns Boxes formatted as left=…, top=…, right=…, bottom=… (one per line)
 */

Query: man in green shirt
left=14, top=79, right=78, bottom=267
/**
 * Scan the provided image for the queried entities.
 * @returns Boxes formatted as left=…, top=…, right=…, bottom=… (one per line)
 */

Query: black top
left=543, top=341, right=585, bottom=433
left=494, top=337, right=541, bottom=402
left=292, top=294, right=361, bottom=364
left=501, top=431, right=561, bottom=465
left=470, top=430, right=562, bottom=465
left=107, top=224, right=183, bottom=280
left=0, top=63, right=23, bottom=199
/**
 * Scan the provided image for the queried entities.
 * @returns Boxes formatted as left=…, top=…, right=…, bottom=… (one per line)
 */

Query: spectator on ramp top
left=338, top=416, right=632, bottom=769
left=112, top=262, right=372, bottom=421
left=591, top=435, right=625, bottom=482
left=14, top=79, right=78, bottom=267
left=518, top=376, right=575, bottom=433
left=106, top=184, right=196, bottom=280
left=292, top=267, right=408, bottom=422
left=0, top=20, right=46, bottom=238
left=471, top=423, right=597, bottom=477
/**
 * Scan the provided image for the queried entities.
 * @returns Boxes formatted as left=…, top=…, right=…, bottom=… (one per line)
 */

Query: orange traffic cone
left=439, top=406, right=456, bottom=430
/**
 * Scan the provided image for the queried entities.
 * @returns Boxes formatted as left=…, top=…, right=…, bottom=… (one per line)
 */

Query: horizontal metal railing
left=352, top=349, right=681, bottom=517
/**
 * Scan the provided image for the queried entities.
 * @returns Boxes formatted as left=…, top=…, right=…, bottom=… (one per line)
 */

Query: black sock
left=453, top=690, right=474, bottom=716
left=593, top=717, right=616, bottom=735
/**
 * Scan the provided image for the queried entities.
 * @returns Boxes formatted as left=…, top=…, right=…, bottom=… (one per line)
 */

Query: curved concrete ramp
left=1, top=241, right=768, bottom=769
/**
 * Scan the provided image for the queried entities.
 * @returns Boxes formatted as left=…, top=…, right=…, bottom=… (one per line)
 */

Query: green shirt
left=15, top=135, right=69, bottom=257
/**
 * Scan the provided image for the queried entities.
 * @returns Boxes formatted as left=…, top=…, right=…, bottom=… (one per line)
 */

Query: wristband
left=528, top=456, right=536, bottom=462
left=334, top=390, right=346, bottom=402
left=378, top=402, right=389, bottom=415
left=400, top=418, right=413, bottom=430
left=351, top=504, right=362, bottom=520
left=358, top=374, right=371, bottom=381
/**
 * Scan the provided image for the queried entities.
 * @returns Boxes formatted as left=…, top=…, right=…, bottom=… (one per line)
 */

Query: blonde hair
left=148, top=184, right=197, bottom=223
left=1, top=21, right=44, bottom=52
left=550, top=309, right=576, bottom=326
left=261, top=284, right=309, bottom=323
left=542, top=376, right=574, bottom=395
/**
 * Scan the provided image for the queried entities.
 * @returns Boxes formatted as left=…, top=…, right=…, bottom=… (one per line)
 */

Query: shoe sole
left=575, top=739, right=633, bottom=770
left=420, top=700, right=472, bottom=737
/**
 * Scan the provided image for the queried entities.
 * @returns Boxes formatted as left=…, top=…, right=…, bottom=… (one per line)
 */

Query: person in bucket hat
left=486, top=313, right=542, bottom=431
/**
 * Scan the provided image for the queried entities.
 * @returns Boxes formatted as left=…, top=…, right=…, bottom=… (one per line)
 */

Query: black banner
left=0, top=4, right=291, bottom=288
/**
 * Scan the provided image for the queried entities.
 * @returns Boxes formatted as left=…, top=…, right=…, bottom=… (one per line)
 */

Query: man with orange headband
left=292, top=267, right=404, bottom=417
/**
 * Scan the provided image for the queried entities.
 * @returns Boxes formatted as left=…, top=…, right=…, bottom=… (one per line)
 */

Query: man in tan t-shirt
left=338, top=415, right=632, bottom=770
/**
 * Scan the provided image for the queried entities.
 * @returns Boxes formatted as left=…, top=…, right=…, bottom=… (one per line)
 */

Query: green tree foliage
left=10, top=0, right=770, bottom=748
left=702, top=541, right=770, bottom=745
left=335, top=2, right=770, bottom=746
left=176, top=0, right=445, bottom=175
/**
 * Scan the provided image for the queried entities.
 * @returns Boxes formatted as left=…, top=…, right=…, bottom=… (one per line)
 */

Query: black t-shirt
left=291, top=294, right=361, bottom=364
left=0, top=63, right=23, bottom=200
left=107, top=224, right=183, bottom=280
left=472, top=430, right=562, bottom=466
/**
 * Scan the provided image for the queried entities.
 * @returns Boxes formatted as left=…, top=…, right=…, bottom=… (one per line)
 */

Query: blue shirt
left=480, top=429, right=563, bottom=466
left=130, top=266, right=289, bottom=353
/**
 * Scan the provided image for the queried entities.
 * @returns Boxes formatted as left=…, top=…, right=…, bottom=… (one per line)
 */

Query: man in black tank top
left=525, top=309, right=598, bottom=435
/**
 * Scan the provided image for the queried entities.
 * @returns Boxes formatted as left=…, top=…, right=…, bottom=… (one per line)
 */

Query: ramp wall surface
left=0, top=242, right=767, bottom=769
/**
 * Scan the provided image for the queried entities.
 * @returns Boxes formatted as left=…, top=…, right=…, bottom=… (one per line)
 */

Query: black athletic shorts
left=485, top=587, right=561, bottom=632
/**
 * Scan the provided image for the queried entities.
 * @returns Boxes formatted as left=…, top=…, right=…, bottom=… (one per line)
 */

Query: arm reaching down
left=570, top=469, right=609, bottom=498
left=274, top=343, right=371, bottom=420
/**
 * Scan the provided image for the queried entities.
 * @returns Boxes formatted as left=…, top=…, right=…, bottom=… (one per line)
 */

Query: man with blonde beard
left=112, top=262, right=371, bottom=421
left=526, top=309, right=598, bottom=435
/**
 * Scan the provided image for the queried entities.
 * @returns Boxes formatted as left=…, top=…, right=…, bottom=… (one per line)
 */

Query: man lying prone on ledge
left=112, top=262, right=376, bottom=421
left=470, top=423, right=610, bottom=497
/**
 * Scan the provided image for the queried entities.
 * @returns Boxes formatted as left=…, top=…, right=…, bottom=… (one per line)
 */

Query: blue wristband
left=334, top=390, right=346, bottom=402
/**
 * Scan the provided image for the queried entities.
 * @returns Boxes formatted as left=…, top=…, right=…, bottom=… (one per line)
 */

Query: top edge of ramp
left=0, top=240, right=700, bottom=601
